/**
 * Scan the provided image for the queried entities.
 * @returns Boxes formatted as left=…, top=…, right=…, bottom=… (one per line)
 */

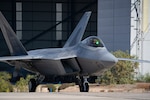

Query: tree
left=99, top=50, right=139, bottom=85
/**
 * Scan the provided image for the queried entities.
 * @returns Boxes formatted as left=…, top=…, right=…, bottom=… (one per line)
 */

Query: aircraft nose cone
left=101, top=53, right=118, bottom=68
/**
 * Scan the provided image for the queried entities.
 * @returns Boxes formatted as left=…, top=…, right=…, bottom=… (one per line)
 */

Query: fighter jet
left=0, top=11, right=149, bottom=92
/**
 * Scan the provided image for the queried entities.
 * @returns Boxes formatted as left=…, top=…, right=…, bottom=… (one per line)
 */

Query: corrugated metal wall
left=98, top=0, right=131, bottom=52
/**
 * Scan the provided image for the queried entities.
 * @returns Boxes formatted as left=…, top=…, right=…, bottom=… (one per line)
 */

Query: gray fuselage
left=25, top=36, right=118, bottom=76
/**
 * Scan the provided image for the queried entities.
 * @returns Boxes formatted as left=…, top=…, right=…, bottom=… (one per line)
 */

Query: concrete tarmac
left=0, top=92, right=149, bottom=100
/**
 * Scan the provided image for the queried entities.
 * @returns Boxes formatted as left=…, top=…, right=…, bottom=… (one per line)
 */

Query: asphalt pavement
left=0, top=92, right=149, bottom=100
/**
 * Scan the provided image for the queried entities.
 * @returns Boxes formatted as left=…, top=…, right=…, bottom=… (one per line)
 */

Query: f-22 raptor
left=0, top=11, right=149, bottom=92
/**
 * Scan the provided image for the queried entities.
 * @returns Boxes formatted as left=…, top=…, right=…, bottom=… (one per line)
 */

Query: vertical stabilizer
left=0, top=12, right=27, bottom=56
left=63, top=11, right=91, bottom=48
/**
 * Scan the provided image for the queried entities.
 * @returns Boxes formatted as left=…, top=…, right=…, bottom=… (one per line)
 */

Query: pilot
left=89, top=38, right=103, bottom=47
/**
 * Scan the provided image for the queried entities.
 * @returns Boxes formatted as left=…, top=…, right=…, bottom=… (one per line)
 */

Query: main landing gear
left=28, top=74, right=45, bottom=92
left=77, top=76, right=89, bottom=92
left=28, top=79, right=37, bottom=92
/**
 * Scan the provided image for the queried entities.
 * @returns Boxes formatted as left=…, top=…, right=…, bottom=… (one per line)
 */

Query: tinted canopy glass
left=88, top=37, right=104, bottom=47
left=82, top=36, right=104, bottom=47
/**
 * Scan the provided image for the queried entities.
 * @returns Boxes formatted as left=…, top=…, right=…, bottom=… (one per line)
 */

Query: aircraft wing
left=0, top=54, right=77, bottom=62
left=0, top=55, right=39, bottom=61
left=118, top=58, right=150, bottom=63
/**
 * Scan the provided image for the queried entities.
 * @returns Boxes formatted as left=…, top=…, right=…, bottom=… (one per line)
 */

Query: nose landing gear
left=28, top=79, right=37, bottom=92
left=28, top=74, right=45, bottom=92
left=77, top=76, right=89, bottom=92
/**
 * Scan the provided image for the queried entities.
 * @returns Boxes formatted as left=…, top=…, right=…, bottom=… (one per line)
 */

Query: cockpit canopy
left=82, top=36, right=104, bottom=47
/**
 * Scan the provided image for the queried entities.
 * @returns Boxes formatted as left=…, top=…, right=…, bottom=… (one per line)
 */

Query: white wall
left=130, top=0, right=150, bottom=75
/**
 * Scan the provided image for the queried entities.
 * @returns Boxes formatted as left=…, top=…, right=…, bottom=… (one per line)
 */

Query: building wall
left=142, top=0, right=150, bottom=74
left=98, top=0, right=131, bottom=52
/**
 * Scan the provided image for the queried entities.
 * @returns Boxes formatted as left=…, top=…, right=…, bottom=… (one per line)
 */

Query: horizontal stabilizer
left=64, top=11, right=91, bottom=47
left=0, top=12, right=27, bottom=56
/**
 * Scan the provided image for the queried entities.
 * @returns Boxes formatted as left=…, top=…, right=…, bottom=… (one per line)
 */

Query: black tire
left=84, top=83, right=89, bottom=92
left=77, top=77, right=84, bottom=92
left=29, top=79, right=37, bottom=92
left=79, top=83, right=84, bottom=92
left=78, top=77, right=89, bottom=92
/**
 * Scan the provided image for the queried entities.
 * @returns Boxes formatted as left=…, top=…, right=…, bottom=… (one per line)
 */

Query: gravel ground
left=60, top=83, right=150, bottom=93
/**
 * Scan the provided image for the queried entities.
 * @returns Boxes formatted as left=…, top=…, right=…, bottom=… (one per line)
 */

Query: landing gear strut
left=77, top=76, right=89, bottom=92
left=29, top=79, right=37, bottom=92
left=28, top=74, right=45, bottom=92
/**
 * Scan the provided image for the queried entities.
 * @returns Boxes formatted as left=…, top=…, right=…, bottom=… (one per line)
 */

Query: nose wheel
left=77, top=76, right=89, bottom=92
left=28, top=79, right=37, bottom=92
left=28, top=74, right=45, bottom=92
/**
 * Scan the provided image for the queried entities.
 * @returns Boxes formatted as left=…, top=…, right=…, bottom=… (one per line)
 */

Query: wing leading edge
left=118, top=58, right=150, bottom=63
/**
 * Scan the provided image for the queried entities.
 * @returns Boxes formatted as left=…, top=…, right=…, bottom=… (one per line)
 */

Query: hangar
left=1, top=0, right=149, bottom=75
left=0, top=0, right=131, bottom=52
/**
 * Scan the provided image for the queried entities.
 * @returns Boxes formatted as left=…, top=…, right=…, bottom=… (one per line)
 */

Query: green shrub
left=0, top=72, right=13, bottom=92
left=15, top=75, right=34, bottom=92
left=96, top=50, right=138, bottom=85
left=46, top=84, right=56, bottom=92
left=0, top=71, right=12, bottom=81
left=136, top=73, right=150, bottom=82
left=144, top=73, right=150, bottom=82
left=0, top=79, right=13, bottom=92
left=15, top=77, right=28, bottom=92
